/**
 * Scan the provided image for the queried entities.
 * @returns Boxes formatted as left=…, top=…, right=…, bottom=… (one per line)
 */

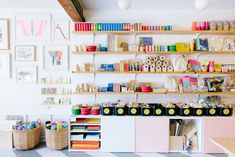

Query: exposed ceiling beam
left=57, top=0, right=86, bottom=22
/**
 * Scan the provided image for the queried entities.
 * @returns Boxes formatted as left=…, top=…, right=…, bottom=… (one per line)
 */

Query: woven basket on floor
left=45, top=127, right=68, bottom=150
left=13, top=125, right=41, bottom=150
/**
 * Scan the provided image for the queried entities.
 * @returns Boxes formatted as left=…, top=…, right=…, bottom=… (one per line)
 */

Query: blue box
left=108, top=83, right=114, bottom=92
left=107, top=64, right=114, bottom=71
left=99, top=87, right=108, bottom=92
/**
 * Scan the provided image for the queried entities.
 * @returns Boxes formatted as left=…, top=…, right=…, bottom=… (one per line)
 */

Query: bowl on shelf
left=128, top=107, right=140, bottom=116
left=141, top=86, right=152, bottom=92
left=81, top=106, right=91, bottom=115
left=91, top=106, right=100, bottom=115
left=179, top=107, right=192, bottom=116
left=192, top=108, right=205, bottom=116
left=101, top=106, right=114, bottom=115
left=205, top=108, right=217, bottom=116
left=217, top=107, right=233, bottom=116
left=71, top=105, right=81, bottom=115
left=87, top=46, right=97, bottom=52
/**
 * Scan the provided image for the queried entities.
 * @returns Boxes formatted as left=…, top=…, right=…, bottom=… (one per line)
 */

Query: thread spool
left=143, top=64, right=149, bottom=72
left=162, top=67, right=167, bottom=72
left=146, top=56, right=152, bottom=61
left=147, top=60, right=152, bottom=65
left=160, top=56, right=166, bottom=61
left=153, top=56, right=158, bottom=62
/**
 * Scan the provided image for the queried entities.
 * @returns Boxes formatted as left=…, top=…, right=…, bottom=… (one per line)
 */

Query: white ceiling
left=0, top=0, right=234, bottom=10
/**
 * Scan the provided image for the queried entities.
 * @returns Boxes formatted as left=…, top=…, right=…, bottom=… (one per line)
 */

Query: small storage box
left=114, top=107, right=127, bottom=116
left=128, top=107, right=140, bottom=116
left=179, top=108, right=191, bottom=116
left=165, top=108, right=177, bottom=116
left=152, top=104, right=164, bottom=116
left=205, top=108, right=217, bottom=116
left=218, top=107, right=233, bottom=116
left=101, top=107, right=114, bottom=115
left=192, top=108, right=204, bottom=116
left=140, top=107, right=153, bottom=116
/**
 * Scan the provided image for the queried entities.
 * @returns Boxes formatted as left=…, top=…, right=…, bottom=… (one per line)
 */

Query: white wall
left=0, top=8, right=235, bottom=119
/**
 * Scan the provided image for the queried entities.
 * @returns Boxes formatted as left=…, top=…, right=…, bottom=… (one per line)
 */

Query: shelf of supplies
left=70, top=130, right=101, bottom=133
left=41, top=94, right=71, bottom=96
left=72, top=71, right=235, bottom=75
left=74, top=92, right=235, bottom=95
left=71, top=123, right=101, bottom=126
left=41, top=103, right=71, bottom=105
left=70, top=139, right=101, bottom=142
left=72, top=51, right=235, bottom=55
left=73, top=30, right=235, bottom=35
left=40, top=82, right=71, bottom=85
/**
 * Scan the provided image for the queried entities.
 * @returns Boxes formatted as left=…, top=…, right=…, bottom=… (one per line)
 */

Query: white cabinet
left=101, top=116, right=135, bottom=152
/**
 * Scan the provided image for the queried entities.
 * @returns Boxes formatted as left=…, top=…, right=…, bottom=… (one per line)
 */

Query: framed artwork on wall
left=16, top=66, right=37, bottom=83
left=0, top=19, right=10, bottom=50
left=15, top=45, right=36, bottom=61
left=53, top=20, right=70, bottom=41
left=44, top=45, right=68, bottom=71
left=15, top=14, right=51, bottom=41
left=0, top=53, right=10, bottom=79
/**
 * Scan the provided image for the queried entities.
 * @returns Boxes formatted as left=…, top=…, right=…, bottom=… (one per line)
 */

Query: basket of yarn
left=45, top=121, right=68, bottom=150
left=13, top=120, right=41, bottom=150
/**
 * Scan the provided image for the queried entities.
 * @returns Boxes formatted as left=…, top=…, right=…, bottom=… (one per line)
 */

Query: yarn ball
left=62, top=123, right=68, bottom=128
left=57, top=123, right=63, bottom=130
left=31, top=121, right=37, bottom=127
left=51, top=125, right=57, bottom=130
left=27, top=124, right=33, bottom=130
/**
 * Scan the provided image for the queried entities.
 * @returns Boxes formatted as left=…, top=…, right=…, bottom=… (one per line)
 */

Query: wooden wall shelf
left=74, top=92, right=235, bottom=95
left=73, top=30, right=235, bottom=35
left=72, top=71, right=235, bottom=75
left=72, top=51, right=235, bottom=55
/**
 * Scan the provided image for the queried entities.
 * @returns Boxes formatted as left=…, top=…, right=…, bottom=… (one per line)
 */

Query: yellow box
left=176, top=43, right=190, bottom=52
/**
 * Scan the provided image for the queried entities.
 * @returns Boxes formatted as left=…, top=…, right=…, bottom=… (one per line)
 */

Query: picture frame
left=15, top=45, right=36, bottom=61
left=16, top=66, right=37, bottom=83
left=53, top=20, right=70, bottom=41
left=44, top=45, right=68, bottom=71
left=0, top=19, right=10, bottom=50
left=15, top=14, right=51, bottom=41
left=0, top=53, right=10, bottom=79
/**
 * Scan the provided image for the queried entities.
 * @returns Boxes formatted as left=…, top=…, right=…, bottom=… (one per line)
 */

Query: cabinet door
left=135, top=117, right=169, bottom=152
left=204, top=118, right=235, bottom=153
left=101, top=116, right=135, bottom=152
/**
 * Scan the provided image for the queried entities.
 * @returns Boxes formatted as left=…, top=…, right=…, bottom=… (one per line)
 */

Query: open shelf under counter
left=72, top=51, right=235, bottom=55
left=73, top=30, right=235, bottom=35
left=72, top=71, right=235, bottom=75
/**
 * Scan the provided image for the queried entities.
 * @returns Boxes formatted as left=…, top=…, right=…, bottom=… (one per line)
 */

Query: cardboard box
left=169, top=136, right=184, bottom=151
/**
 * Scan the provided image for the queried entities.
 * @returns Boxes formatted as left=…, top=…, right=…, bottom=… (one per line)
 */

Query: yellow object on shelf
left=176, top=43, right=190, bottom=52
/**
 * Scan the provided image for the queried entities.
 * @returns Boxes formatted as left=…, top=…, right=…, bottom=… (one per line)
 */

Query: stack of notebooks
left=85, top=133, right=100, bottom=140
left=86, top=118, right=101, bottom=124
left=71, top=134, right=84, bottom=140
left=71, top=126, right=86, bottom=132
left=87, top=125, right=100, bottom=131
left=71, top=141, right=100, bottom=150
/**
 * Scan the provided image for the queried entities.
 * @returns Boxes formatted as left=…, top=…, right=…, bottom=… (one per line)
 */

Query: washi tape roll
left=160, top=56, right=166, bottom=61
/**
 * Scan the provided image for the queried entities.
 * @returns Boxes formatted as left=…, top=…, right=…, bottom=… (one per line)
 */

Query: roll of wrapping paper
left=155, top=66, right=162, bottom=72
left=156, top=60, right=162, bottom=66
left=167, top=66, right=174, bottom=72
left=153, top=56, right=158, bottom=62
left=160, top=56, right=166, bottom=61
left=146, top=56, right=152, bottom=61
left=168, top=45, right=176, bottom=52
left=162, top=60, right=169, bottom=66
left=162, top=67, right=167, bottom=72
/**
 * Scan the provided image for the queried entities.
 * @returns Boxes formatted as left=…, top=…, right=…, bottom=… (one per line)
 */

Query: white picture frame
left=0, top=53, right=10, bottom=79
left=44, top=45, right=68, bottom=71
left=0, top=19, right=10, bottom=50
left=16, top=66, right=37, bottom=83
left=15, top=45, right=36, bottom=61
left=15, top=14, right=51, bottom=41
left=53, top=20, right=70, bottom=41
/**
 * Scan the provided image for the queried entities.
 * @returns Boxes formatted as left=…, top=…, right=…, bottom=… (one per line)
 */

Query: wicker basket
left=13, top=125, right=41, bottom=150
left=45, top=127, right=68, bottom=150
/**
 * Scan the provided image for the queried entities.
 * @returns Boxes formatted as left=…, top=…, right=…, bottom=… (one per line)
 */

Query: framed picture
left=53, top=20, right=69, bottom=40
left=15, top=14, right=51, bottom=41
left=15, top=45, right=36, bottom=61
left=0, top=19, right=10, bottom=50
left=44, top=45, right=68, bottom=71
left=16, top=66, right=37, bottom=83
left=0, top=53, right=10, bottom=79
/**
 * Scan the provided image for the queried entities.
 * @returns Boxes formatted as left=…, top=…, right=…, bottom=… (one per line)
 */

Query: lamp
left=194, top=0, right=210, bottom=10
left=118, top=0, right=132, bottom=10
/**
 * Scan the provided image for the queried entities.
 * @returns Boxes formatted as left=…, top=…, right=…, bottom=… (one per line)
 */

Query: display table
left=210, top=138, right=235, bottom=157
